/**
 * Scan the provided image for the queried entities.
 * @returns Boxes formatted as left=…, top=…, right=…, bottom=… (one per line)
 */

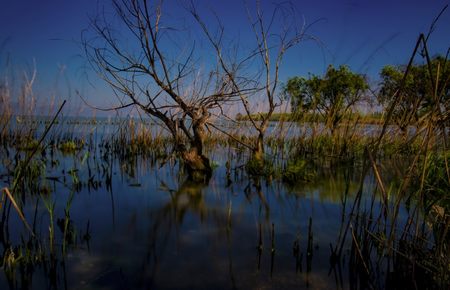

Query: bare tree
left=192, top=1, right=312, bottom=169
left=83, top=0, right=251, bottom=181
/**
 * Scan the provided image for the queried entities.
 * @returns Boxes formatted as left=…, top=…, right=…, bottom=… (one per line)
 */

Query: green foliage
left=210, top=161, right=220, bottom=169
left=378, top=56, right=450, bottom=130
left=284, top=65, right=368, bottom=132
left=236, top=111, right=384, bottom=124
left=58, top=140, right=82, bottom=153
left=379, top=138, right=422, bottom=156
left=13, top=159, right=46, bottom=194
left=282, top=159, right=316, bottom=184
left=18, top=139, right=40, bottom=151
left=245, top=155, right=275, bottom=177
left=283, top=76, right=316, bottom=115
left=421, top=151, right=450, bottom=211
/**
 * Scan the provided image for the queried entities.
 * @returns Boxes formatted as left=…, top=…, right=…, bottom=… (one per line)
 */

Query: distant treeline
left=235, top=112, right=384, bottom=124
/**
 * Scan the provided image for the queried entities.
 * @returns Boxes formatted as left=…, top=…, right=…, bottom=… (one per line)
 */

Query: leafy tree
left=285, top=65, right=368, bottom=133
left=283, top=76, right=316, bottom=116
left=378, top=56, right=450, bottom=131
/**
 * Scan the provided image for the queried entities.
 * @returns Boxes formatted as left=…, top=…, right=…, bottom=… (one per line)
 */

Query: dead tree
left=192, top=1, right=312, bottom=169
left=83, top=0, right=249, bottom=181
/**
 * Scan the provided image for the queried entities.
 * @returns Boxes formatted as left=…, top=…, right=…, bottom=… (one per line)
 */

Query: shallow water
left=0, top=135, right=388, bottom=290
left=11, top=115, right=418, bottom=140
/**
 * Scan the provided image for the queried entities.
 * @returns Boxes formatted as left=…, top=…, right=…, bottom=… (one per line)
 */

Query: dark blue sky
left=1, top=0, right=449, bottom=112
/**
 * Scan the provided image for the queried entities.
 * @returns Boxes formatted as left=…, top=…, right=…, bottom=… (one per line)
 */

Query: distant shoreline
left=235, top=112, right=385, bottom=125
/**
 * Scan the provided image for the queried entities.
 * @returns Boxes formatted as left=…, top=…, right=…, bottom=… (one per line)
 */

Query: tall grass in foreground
left=336, top=33, right=450, bottom=289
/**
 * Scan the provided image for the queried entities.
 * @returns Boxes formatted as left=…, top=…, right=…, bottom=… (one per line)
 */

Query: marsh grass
left=58, top=139, right=83, bottom=153
left=338, top=33, right=450, bottom=289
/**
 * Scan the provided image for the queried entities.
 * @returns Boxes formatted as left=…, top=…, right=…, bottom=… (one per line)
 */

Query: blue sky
left=0, top=0, right=449, bottom=114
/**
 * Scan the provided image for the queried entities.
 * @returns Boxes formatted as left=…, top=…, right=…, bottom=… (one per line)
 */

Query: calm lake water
left=11, top=115, right=417, bottom=139
left=0, top=119, right=410, bottom=290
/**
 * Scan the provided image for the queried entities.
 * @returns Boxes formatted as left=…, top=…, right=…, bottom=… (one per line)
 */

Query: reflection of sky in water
left=1, top=138, right=392, bottom=290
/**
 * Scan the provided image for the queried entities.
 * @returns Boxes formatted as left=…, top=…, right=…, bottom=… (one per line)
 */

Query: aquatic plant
left=282, top=159, right=316, bottom=184
left=58, top=139, right=83, bottom=153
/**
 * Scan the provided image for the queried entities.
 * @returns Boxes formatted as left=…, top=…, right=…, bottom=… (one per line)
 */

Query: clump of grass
left=13, top=159, right=46, bottom=195
left=420, top=151, right=450, bottom=210
left=58, top=140, right=83, bottom=153
left=282, top=159, right=316, bottom=184
left=245, top=155, right=276, bottom=177
left=17, top=138, right=40, bottom=151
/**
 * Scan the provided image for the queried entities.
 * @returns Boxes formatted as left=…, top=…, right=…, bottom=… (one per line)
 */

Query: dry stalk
left=1, top=187, right=35, bottom=237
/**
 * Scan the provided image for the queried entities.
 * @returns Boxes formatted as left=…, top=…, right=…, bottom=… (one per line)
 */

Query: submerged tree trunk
left=253, top=132, right=265, bottom=164
left=174, top=140, right=211, bottom=182
left=180, top=115, right=212, bottom=182
left=181, top=146, right=212, bottom=182
left=247, top=132, right=265, bottom=175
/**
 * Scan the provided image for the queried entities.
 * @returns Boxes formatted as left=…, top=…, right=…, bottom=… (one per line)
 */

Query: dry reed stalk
left=11, top=100, right=66, bottom=193
left=350, top=224, right=370, bottom=276
left=367, top=149, right=388, bottom=212
left=1, top=187, right=35, bottom=237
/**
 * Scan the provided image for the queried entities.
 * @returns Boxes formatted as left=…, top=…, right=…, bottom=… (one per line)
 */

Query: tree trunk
left=247, top=132, right=265, bottom=175
left=181, top=117, right=212, bottom=182
left=253, top=133, right=265, bottom=163
left=181, top=146, right=212, bottom=182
